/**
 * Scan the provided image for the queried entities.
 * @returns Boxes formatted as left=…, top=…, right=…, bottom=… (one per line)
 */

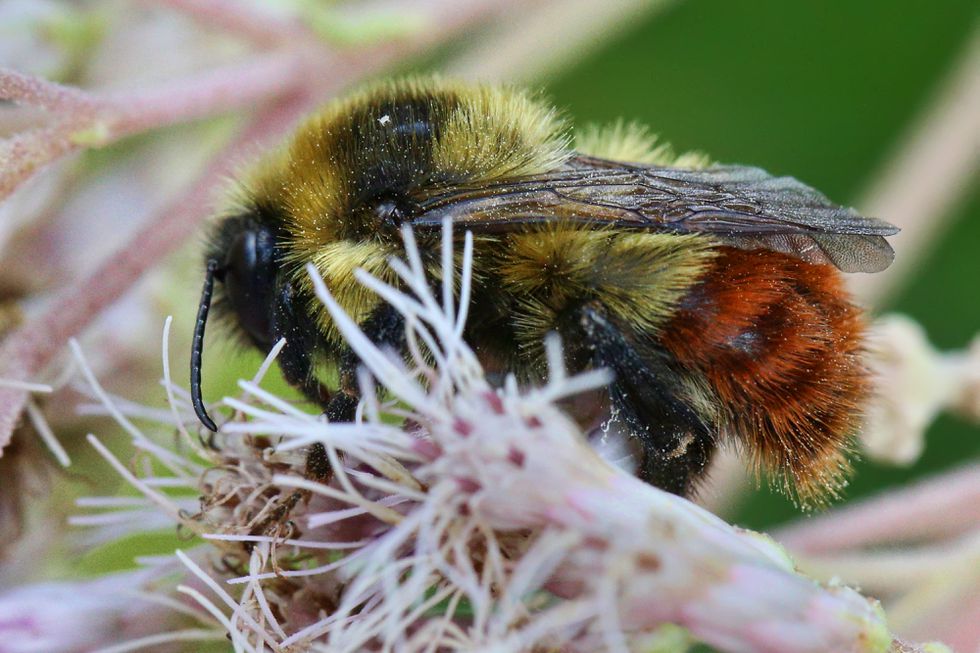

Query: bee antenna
left=191, top=259, right=221, bottom=433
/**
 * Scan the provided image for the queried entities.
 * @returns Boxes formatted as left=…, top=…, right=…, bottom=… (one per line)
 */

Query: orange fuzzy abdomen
left=659, top=246, right=868, bottom=503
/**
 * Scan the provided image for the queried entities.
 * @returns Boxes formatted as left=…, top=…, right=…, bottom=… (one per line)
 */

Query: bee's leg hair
left=574, top=301, right=716, bottom=496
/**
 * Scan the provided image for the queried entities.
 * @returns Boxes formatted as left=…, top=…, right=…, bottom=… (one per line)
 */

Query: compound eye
left=223, top=230, right=276, bottom=347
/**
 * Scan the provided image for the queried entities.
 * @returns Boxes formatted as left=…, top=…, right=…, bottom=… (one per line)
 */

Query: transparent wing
left=414, top=155, right=898, bottom=272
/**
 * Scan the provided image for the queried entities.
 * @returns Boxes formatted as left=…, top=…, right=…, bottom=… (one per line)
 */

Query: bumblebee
left=192, top=77, right=896, bottom=504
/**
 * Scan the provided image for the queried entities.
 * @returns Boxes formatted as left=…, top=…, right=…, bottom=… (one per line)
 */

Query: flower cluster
left=56, top=223, right=951, bottom=653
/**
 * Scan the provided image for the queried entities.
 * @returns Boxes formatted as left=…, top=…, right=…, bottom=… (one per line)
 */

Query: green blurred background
left=543, top=0, right=980, bottom=529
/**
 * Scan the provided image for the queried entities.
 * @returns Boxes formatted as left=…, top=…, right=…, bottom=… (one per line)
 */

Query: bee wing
left=414, top=155, right=898, bottom=273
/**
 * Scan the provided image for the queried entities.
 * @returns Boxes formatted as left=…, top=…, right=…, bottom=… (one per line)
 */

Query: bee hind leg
left=573, top=302, right=716, bottom=496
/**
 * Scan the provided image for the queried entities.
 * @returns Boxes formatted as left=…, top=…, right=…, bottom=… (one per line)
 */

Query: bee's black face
left=192, top=220, right=284, bottom=432
left=219, top=227, right=278, bottom=348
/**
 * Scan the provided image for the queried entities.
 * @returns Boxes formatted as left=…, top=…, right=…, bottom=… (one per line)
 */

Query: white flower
left=70, top=221, right=943, bottom=652
left=863, top=315, right=980, bottom=465
left=0, top=561, right=220, bottom=653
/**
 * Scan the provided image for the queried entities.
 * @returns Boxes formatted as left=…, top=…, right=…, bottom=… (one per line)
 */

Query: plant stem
left=0, top=52, right=307, bottom=202
left=0, top=93, right=313, bottom=453
left=775, top=463, right=980, bottom=554
left=146, top=0, right=316, bottom=46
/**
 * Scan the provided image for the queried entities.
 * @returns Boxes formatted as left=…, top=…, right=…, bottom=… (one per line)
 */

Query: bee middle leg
left=570, top=302, right=715, bottom=496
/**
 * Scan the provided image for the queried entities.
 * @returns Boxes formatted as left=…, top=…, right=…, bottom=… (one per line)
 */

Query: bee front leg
left=574, top=302, right=716, bottom=497
left=268, top=279, right=335, bottom=484
left=256, top=295, right=405, bottom=537
left=308, top=303, right=406, bottom=483
left=272, top=279, right=331, bottom=404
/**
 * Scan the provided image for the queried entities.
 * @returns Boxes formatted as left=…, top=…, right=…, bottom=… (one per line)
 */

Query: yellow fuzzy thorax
left=575, top=120, right=711, bottom=169
left=495, top=228, right=717, bottom=353
left=303, top=239, right=398, bottom=345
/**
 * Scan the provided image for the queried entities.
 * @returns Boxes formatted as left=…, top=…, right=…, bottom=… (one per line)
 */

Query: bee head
left=191, top=214, right=282, bottom=431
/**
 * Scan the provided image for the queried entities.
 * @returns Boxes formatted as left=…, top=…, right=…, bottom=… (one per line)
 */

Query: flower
left=69, top=221, right=947, bottom=652
left=0, top=558, right=219, bottom=653
left=862, top=314, right=980, bottom=465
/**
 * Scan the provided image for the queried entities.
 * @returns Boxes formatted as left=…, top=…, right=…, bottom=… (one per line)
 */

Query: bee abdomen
left=659, top=246, right=868, bottom=505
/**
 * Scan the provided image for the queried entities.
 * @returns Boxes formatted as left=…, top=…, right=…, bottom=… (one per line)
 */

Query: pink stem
left=0, top=123, right=81, bottom=199
left=0, top=68, right=101, bottom=114
left=0, top=93, right=315, bottom=453
left=941, top=591, right=980, bottom=653
left=102, top=51, right=311, bottom=137
left=0, top=53, right=307, bottom=203
left=775, top=463, right=980, bottom=554
left=0, top=53, right=309, bottom=200
left=146, top=0, right=316, bottom=46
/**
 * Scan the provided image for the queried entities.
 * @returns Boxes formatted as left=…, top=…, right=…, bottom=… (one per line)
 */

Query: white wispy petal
left=68, top=223, right=920, bottom=653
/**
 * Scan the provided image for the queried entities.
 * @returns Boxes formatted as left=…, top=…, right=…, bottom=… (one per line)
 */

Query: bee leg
left=271, top=278, right=330, bottom=405
left=304, top=304, right=404, bottom=486
left=575, top=302, right=715, bottom=496
left=306, top=303, right=406, bottom=486
left=328, top=302, right=406, bottom=420
left=267, top=278, right=335, bottom=489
